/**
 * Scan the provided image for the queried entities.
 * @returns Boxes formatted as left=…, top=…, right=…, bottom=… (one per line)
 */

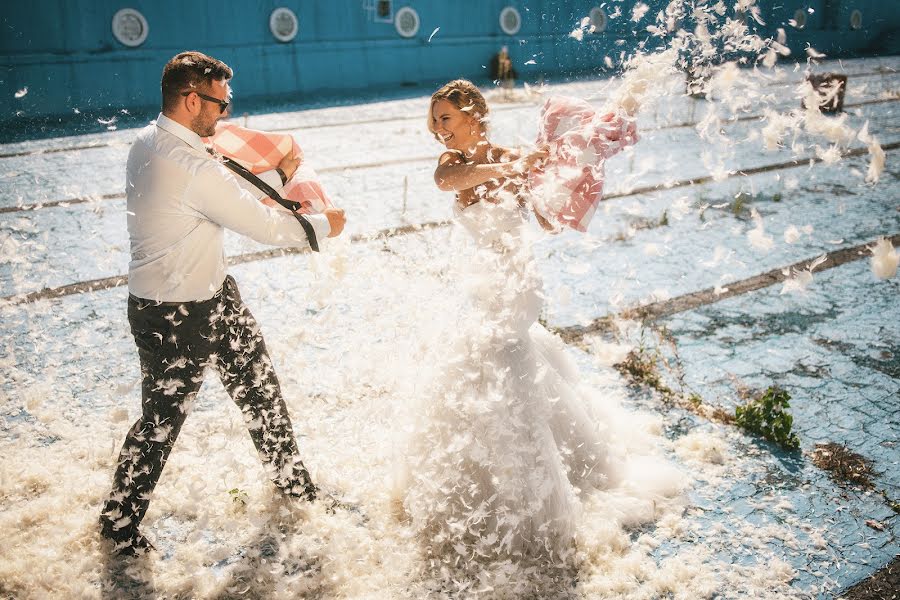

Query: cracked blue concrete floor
left=644, top=255, right=899, bottom=597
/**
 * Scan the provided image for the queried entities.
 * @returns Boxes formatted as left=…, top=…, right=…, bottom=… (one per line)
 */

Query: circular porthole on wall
left=589, top=7, right=608, bottom=33
left=269, top=8, right=299, bottom=42
left=111, top=8, right=148, bottom=47
left=395, top=6, right=420, bottom=38
left=849, top=9, right=862, bottom=30
left=499, top=6, right=522, bottom=36
left=792, top=8, right=807, bottom=30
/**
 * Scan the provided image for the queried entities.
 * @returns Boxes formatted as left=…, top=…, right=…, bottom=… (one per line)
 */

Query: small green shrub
left=228, top=487, right=249, bottom=506
left=734, top=386, right=800, bottom=450
left=732, top=192, right=751, bottom=215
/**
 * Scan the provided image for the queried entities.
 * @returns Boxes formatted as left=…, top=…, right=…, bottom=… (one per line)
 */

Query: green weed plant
left=735, top=386, right=800, bottom=450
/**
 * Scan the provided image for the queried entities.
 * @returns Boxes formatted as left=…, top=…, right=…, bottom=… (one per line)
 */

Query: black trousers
left=100, top=275, right=315, bottom=542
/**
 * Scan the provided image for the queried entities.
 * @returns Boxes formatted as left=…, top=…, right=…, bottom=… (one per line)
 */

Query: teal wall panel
left=0, top=0, right=897, bottom=136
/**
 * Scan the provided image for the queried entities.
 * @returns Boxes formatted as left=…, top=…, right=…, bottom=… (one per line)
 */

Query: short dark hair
left=160, top=51, right=233, bottom=112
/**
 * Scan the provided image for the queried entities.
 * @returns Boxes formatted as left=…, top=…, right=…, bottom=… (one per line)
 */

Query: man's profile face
left=190, top=79, right=231, bottom=138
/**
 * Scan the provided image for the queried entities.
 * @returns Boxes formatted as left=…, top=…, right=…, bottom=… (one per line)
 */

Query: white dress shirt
left=126, top=113, right=330, bottom=302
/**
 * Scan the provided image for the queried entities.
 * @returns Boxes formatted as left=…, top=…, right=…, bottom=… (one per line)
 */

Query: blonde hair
left=427, top=79, right=489, bottom=140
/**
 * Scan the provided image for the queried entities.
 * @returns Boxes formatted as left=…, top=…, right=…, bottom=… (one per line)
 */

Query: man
left=98, top=51, right=346, bottom=556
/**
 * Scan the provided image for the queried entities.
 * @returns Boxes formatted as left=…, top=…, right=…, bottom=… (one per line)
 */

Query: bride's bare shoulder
left=438, top=149, right=466, bottom=166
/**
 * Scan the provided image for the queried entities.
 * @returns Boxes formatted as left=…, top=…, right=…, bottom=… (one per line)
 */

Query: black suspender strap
left=220, top=156, right=319, bottom=252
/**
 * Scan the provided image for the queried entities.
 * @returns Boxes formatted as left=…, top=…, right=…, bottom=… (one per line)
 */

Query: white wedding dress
left=397, top=197, right=653, bottom=592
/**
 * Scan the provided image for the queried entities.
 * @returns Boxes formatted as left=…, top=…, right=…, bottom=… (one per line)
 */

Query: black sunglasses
left=181, top=91, right=229, bottom=113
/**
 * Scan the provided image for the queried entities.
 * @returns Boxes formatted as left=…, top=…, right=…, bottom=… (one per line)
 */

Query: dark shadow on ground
left=208, top=519, right=330, bottom=600
left=841, top=555, right=900, bottom=600
left=98, top=500, right=333, bottom=599
left=99, top=550, right=158, bottom=600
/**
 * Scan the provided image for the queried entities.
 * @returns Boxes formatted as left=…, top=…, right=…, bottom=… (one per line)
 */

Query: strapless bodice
left=452, top=199, right=528, bottom=252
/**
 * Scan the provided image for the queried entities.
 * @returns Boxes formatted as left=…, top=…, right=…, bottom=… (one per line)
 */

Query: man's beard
left=191, top=114, right=218, bottom=138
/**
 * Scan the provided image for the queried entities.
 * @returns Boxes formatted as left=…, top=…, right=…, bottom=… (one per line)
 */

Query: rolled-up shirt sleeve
left=187, top=161, right=331, bottom=248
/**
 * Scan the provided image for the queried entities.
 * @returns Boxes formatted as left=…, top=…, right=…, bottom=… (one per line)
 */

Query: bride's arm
left=433, top=149, right=545, bottom=192
left=498, top=148, right=558, bottom=230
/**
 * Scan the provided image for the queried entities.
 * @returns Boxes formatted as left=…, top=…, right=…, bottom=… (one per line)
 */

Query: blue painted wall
left=0, top=1, right=897, bottom=134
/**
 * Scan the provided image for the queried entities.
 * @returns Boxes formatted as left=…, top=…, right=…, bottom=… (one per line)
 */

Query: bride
left=395, top=79, right=678, bottom=595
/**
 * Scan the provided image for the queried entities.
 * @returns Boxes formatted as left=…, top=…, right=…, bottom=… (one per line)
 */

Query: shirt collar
left=155, top=113, right=206, bottom=152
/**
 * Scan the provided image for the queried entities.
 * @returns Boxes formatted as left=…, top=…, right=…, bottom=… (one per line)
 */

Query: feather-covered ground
left=0, top=28, right=898, bottom=600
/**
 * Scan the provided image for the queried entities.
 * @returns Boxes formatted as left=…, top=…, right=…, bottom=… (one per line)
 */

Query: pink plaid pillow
left=206, top=122, right=333, bottom=214
left=529, top=96, right=638, bottom=232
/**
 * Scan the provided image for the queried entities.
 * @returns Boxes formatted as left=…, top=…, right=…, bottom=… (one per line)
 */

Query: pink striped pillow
left=206, top=121, right=333, bottom=214
left=530, top=96, right=638, bottom=231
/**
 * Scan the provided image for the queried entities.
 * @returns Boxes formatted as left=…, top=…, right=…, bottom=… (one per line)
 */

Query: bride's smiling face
left=430, top=99, right=484, bottom=153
